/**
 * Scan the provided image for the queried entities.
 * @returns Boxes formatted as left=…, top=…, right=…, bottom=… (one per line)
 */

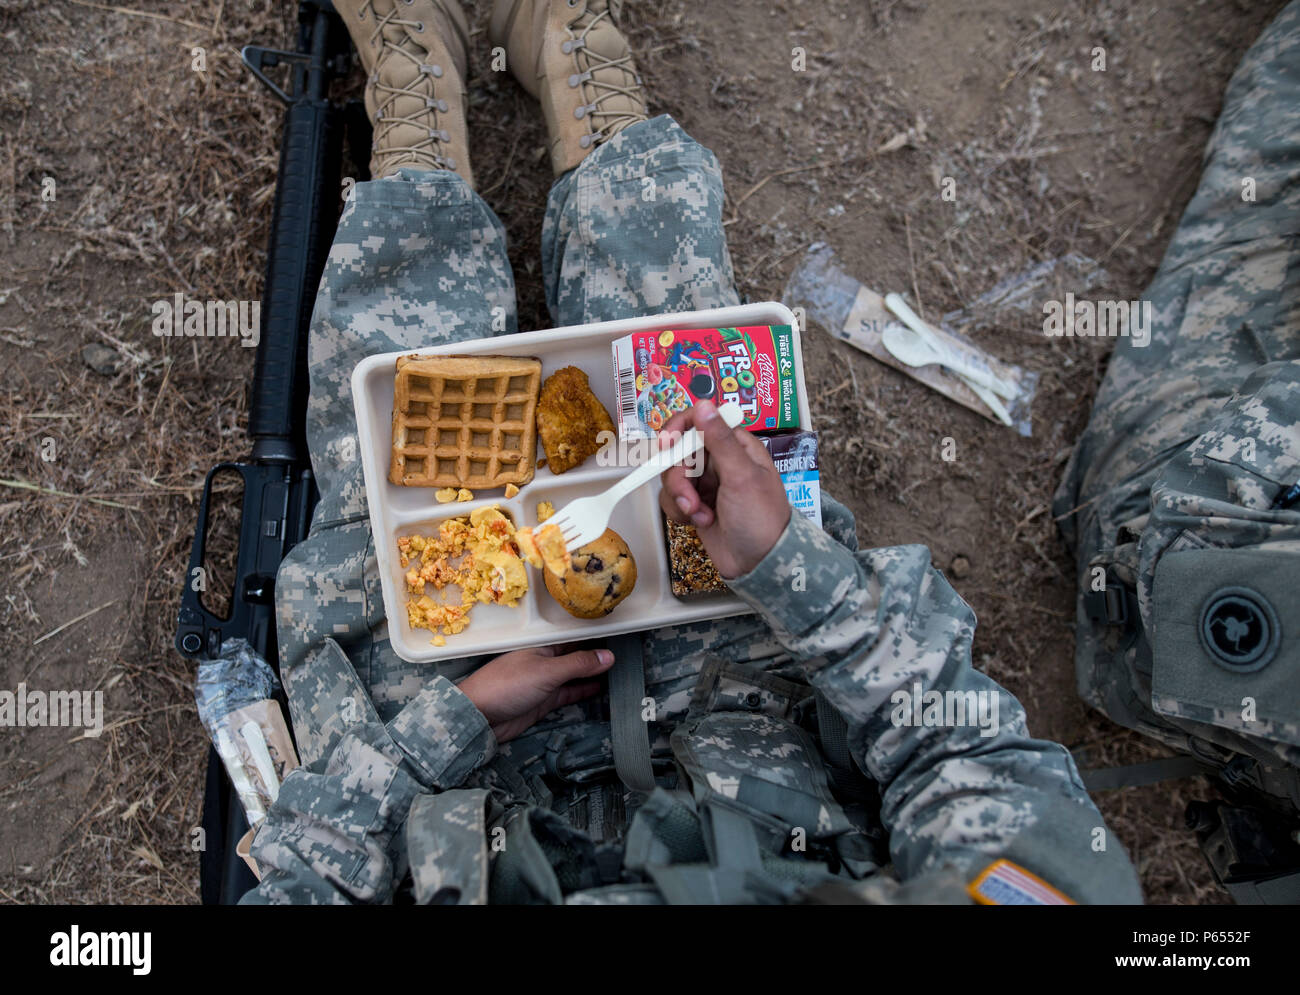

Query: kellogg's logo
left=754, top=353, right=776, bottom=406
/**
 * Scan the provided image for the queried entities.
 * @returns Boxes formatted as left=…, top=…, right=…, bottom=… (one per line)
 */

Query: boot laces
left=362, top=0, right=457, bottom=172
left=564, top=4, right=647, bottom=144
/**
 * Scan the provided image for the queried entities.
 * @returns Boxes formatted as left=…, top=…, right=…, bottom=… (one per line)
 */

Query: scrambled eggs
left=397, top=505, right=528, bottom=644
left=516, top=522, right=571, bottom=578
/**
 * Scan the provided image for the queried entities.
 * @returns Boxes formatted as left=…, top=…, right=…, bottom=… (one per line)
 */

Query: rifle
left=175, top=0, right=361, bottom=904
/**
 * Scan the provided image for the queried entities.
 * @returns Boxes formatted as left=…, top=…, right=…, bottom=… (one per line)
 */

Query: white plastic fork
left=548, top=401, right=746, bottom=554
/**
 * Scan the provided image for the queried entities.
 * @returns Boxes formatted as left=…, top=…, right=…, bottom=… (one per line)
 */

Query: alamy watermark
left=594, top=430, right=704, bottom=476
left=890, top=681, right=1000, bottom=738
left=1043, top=292, right=1151, bottom=348
left=0, top=683, right=104, bottom=736
left=151, top=294, right=260, bottom=348
left=50, top=926, right=150, bottom=975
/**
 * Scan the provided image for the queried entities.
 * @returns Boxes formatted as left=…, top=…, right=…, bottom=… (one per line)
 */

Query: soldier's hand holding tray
left=657, top=399, right=792, bottom=579
left=459, top=644, right=615, bottom=743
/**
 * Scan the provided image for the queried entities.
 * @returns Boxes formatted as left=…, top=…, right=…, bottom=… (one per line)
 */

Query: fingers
left=657, top=420, right=722, bottom=526
left=661, top=401, right=757, bottom=527
left=666, top=485, right=714, bottom=528
left=691, top=400, right=759, bottom=479
left=549, top=647, right=615, bottom=683
left=657, top=427, right=698, bottom=523
left=658, top=401, right=761, bottom=497
left=658, top=409, right=694, bottom=438
left=659, top=479, right=692, bottom=523
left=667, top=405, right=780, bottom=483
left=659, top=405, right=745, bottom=476
left=549, top=680, right=604, bottom=709
left=660, top=461, right=720, bottom=527
left=734, top=428, right=781, bottom=474
left=660, top=452, right=706, bottom=524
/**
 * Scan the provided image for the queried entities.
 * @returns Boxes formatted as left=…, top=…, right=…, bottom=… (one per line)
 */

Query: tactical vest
left=401, top=640, right=971, bottom=905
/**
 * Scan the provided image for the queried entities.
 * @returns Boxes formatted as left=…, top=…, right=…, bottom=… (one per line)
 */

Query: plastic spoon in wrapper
left=240, top=719, right=282, bottom=804
left=892, top=330, right=1012, bottom=427
left=548, top=401, right=746, bottom=554
left=882, top=293, right=1018, bottom=400
left=955, top=374, right=1013, bottom=427
left=881, top=295, right=1014, bottom=426
left=216, top=725, right=266, bottom=824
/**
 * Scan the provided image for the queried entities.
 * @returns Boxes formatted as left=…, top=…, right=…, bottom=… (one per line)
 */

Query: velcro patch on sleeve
left=967, top=858, right=1076, bottom=906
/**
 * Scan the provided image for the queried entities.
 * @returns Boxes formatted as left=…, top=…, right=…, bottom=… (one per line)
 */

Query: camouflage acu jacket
left=243, top=511, right=1141, bottom=905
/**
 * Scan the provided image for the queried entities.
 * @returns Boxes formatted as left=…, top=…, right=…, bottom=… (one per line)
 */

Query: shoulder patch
left=967, top=859, right=1076, bottom=906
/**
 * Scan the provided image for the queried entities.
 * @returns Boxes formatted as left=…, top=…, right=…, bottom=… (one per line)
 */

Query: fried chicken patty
left=536, top=365, right=616, bottom=474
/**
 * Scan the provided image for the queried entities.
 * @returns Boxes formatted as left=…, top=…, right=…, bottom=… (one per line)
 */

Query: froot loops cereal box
left=611, top=325, right=800, bottom=438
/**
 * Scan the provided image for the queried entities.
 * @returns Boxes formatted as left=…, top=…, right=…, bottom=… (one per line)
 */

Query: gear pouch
left=1151, top=546, right=1300, bottom=748
left=671, top=659, right=853, bottom=844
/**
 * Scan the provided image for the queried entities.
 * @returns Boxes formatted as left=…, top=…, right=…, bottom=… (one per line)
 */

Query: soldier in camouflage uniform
left=1053, top=3, right=1300, bottom=900
left=243, top=0, right=1140, bottom=904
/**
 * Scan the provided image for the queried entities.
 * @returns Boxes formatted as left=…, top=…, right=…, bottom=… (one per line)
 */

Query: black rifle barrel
left=249, top=6, right=343, bottom=463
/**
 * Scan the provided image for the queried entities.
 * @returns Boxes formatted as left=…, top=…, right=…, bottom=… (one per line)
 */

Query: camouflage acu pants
left=276, top=115, right=858, bottom=796
left=1054, top=3, right=1300, bottom=785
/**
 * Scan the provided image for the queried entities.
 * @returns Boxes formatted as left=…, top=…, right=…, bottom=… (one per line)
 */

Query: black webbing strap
left=1078, top=755, right=1208, bottom=791
left=607, top=632, right=656, bottom=794
left=816, top=688, right=867, bottom=798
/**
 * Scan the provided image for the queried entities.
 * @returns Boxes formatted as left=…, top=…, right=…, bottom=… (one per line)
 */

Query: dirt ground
left=0, top=0, right=1287, bottom=904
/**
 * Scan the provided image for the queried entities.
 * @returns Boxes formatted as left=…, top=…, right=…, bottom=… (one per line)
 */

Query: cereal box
left=612, top=325, right=799, bottom=437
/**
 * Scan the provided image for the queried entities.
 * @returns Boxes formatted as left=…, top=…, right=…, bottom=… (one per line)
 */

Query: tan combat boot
left=334, top=0, right=475, bottom=187
left=490, top=0, right=649, bottom=175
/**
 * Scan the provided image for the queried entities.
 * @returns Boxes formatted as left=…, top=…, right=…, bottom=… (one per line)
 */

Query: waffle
left=389, top=354, right=542, bottom=489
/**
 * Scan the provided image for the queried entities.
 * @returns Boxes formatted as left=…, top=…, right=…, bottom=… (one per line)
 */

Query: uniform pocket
left=1151, top=545, right=1300, bottom=751
left=671, top=658, right=852, bottom=841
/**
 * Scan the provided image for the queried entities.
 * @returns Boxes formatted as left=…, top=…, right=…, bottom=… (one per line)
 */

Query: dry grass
left=0, top=0, right=291, bottom=903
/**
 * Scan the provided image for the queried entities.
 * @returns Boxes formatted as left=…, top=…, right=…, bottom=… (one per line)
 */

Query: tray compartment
left=386, top=501, right=537, bottom=653
left=520, top=475, right=668, bottom=627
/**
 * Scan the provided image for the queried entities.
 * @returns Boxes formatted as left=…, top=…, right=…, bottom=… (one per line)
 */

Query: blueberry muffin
left=543, top=528, right=637, bottom=618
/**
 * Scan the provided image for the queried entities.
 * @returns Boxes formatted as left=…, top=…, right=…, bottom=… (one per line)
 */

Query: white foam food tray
left=352, top=302, right=812, bottom=664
